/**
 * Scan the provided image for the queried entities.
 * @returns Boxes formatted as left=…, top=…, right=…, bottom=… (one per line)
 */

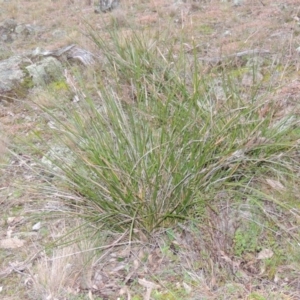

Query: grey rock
left=0, top=44, right=95, bottom=98
left=99, top=0, right=120, bottom=12
left=233, top=0, right=243, bottom=5
left=1, top=34, right=9, bottom=42
left=30, top=44, right=95, bottom=66
left=0, top=19, right=43, bottom=43
left=41, top=145, right=75, bottom=173
left=26, top=57, right=64, bottom=86
left=0, top=55, right=26, bottom=94
left=15, top=24, right=38, bottom=37
left=1, top=18, right=17, bottom=30
left=32, top=222, right=42, bottom=231
left=52, top=29, right=67, bottom=39
left=0, top=19, right=17, bottom=42
left=14, top=24, right=24, bottom=34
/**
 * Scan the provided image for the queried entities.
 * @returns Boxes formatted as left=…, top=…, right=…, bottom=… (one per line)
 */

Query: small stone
left=15, top=24, right=26, bottom=34
left=32, top=222, right=41, bottom=231
left=182, top=282, right=192, bottom=294
left=233, top=0, right=243, bottom=5
left=26, top=57, right=64, bottom=86
left=99, top=0, right=120, bottom=12
left=52, top=29, right=66, bottom=38
left=257, top=248, right=273, bottom=260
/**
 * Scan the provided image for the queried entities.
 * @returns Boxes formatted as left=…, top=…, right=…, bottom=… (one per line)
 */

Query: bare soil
left=1, top=0, right=300, bottom=299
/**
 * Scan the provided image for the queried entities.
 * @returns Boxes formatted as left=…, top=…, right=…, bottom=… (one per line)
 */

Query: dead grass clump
left=28, top=230, right=102, bottom=300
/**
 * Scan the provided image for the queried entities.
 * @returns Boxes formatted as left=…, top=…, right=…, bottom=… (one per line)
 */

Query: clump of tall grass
left=41, top=29, right=300, bottom=243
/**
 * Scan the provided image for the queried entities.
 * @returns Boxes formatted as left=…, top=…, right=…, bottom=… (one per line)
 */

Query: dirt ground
left=1, top=0, right=300, bottom=299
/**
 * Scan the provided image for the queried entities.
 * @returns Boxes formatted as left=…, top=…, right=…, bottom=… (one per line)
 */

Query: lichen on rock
left=25, top=57, right=64, bottom=86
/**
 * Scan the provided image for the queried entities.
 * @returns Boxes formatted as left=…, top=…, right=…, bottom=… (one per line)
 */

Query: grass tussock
left=39, top=29, right=300, bottom=249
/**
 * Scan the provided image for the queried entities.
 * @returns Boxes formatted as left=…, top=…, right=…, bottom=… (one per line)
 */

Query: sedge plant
left=38, top=28, right=300, bottom=246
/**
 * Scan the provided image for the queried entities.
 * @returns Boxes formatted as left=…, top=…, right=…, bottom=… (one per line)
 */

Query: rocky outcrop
left=0, top=56, right=26, bottom=95
left=0, top=17, right=96, bottom=100
left=26, top=57, right=64, bottom=87
left=0, top=43, right=95, bottom=100
left=0, top=18, right=43, bottom=44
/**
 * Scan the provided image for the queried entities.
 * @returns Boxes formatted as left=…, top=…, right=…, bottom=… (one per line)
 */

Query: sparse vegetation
left=1, top=1, right=300, bottom=299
